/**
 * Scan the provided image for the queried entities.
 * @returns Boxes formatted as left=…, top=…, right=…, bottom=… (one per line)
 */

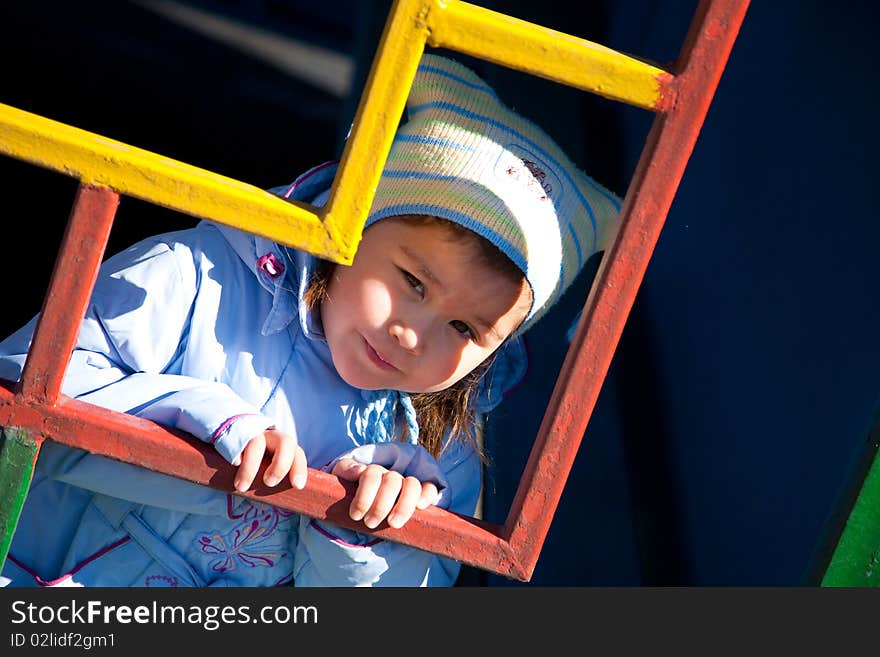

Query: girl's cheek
left=360, top=278, right=394, bottom=322
left=459, top=347, right=492, bottom=380
left=436, top=346, right=474, bottom=387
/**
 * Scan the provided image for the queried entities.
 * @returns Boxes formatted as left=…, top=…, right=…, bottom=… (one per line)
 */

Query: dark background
left=0, top=1, right=877, bottom=585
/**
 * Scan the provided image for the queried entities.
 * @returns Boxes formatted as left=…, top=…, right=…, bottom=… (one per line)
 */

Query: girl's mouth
left=363, top=337, right=398, bottom=371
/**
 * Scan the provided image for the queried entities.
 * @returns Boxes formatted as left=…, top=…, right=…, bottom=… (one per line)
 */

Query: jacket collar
left=210, top=161, right=339, bottom=339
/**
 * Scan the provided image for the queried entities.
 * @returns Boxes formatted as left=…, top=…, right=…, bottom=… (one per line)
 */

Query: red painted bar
left=0, top=382, right=516, bottom=576
left=502, top=0, right=750, bottom=580
left=17, top=184, right=118, bottom=405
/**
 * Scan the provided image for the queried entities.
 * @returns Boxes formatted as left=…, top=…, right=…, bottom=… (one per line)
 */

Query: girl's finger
left=289, top=445, right=308, bottom=490
left=416, top=482, right=440, bottom=510
left=363, top=470, right=404, bottom=529
left=387, top=476, right=422, bottom=528
left=263, top=432, right=295, bottom=487
left=234, top=436, right=265, bottom=492
left=348, top=464, right=385, bottom=522
left=331, top=457, right=367, bottom=482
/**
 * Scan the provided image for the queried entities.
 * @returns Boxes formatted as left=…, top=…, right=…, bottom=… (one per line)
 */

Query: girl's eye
left=402, top=269, right=424, bottom=295
left=450, top=320, right=475, bottom=339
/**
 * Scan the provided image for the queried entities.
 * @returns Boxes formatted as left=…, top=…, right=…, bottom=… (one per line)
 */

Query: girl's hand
left=232, top=428, right=308, bottom=492
left=331, top=458, right=440, bottom=529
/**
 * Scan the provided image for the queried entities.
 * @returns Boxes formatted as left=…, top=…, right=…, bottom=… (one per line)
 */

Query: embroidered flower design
left=145, top=574, right=179, bottom=587
left=228, top=497, right=295, bottom=525
left=197, top=498, right=294, bottom=573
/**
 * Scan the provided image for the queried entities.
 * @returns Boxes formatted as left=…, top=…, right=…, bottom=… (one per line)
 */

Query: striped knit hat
left=366, top=54, right=621, bottom=333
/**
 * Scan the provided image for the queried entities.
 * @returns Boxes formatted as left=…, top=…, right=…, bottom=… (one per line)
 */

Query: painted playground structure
left=1, top=0, right=877, bottom=586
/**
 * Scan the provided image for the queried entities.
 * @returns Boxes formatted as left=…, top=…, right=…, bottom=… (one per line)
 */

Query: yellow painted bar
left=322, top=0, right=667, bottom=251
left=324, top=0, right=668, bottom=251
left=321, top=0, right=430, bottom=253
left=1, top=0, right=668, bottom=269
left=0, top=103, right=349, bottom=262
left=426, top=0, right=667, bottom=110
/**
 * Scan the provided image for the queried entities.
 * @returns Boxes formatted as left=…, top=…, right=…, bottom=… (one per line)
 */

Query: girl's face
left=321, top=218, right=531, bottom=393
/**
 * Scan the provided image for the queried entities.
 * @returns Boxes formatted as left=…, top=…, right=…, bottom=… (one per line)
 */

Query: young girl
left=0, top=54, right=620, bottom=587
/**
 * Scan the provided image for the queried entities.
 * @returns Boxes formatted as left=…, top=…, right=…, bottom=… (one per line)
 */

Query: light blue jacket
left=0, top=164, right=526, bottom=587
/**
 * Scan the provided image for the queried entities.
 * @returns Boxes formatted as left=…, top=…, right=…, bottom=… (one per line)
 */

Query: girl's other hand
left=233, top=429, right=307, bottom=492
left=331, top=458, right=439, bottom=529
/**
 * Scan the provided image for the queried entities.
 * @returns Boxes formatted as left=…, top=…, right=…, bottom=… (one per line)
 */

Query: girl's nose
left=389, top=321, right=419, bottom=351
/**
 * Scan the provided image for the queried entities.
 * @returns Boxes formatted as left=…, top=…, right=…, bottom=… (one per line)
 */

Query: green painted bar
left=821, top=442, right=880, bottom=587
left=0, top=426, right=38, bottom=571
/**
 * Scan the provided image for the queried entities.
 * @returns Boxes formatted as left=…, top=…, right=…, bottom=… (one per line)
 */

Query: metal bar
left=321, top=0, right=429, bottom=254
left=0, top=427, right=40, bottom=570
left=501, top=0, right=751, bottom=581
left=0, top=103, right=343, bottom=261
left=0, top=382, right=517, bottom=577
left=428, top=0, right=669, bottom=111
left=17, top=184, right=118, bottom=405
